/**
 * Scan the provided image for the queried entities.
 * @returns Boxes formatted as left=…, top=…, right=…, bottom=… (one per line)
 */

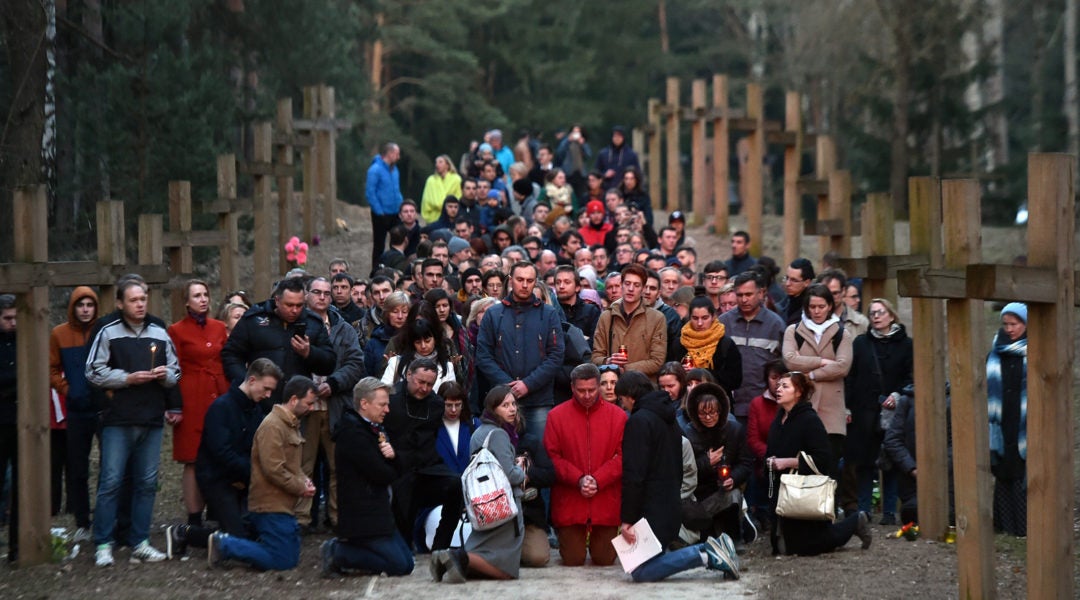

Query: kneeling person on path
left=208, top=376, right=318, bottom=571
left=321, top=377, right=414, bottom=577
left=165, top=358, right=283, bottom=558
left=544, top=363, right=627, bottom=566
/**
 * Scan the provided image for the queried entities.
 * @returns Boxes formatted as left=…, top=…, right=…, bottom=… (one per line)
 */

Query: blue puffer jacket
left=365, top=154, right=403, bottom=216
left=475, top=296, right=565, bottom=408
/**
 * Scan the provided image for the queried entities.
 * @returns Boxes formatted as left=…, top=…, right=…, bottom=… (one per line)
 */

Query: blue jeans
left=93, top=426, right=163, bottom=547
left=857, top=466, right=899, bottom=516
left=630, top=544, right=705, bottom=583
left=332, top=531, right=414, bottom=576
left=220, top=512, right=300, bottom=570
left=522, top=405, right=552, bottom=445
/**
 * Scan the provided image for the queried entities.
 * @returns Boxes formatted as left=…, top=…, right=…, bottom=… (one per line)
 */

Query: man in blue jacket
left=475, top=261, right=565, bottom=444
left=366, top=142, right=403, bottom=266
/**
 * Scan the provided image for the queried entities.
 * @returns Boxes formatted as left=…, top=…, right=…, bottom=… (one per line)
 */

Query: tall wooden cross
left=0, top=188, right=170, bottom=566
left=898, top=154, right=1075, bottom=600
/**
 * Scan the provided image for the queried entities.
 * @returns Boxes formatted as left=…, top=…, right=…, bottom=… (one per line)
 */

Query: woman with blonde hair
left=843, top=297, right=912, bottom=524
left=421, top=154, right=463, bottom=223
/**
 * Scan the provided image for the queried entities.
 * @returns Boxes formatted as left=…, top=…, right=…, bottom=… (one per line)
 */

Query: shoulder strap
left=831, top=323, right=844, bottom=353
left=793, top=329, right=806, bottom=350
left=481, top=429, right=496, bottom=450
left=799, top=451, right=824, bottom=476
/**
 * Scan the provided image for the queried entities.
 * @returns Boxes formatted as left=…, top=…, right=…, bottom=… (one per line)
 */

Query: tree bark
left=0, top=0, right=50, bottom=256
left=887, top=2, right=913, bottom=215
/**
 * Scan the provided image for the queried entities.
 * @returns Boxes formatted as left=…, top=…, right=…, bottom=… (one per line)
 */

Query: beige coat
left=782, top=321, right=853, bottom=435
left=249, top=404, right=308, bottom=514
left=591, top=299, right=668, bottom=378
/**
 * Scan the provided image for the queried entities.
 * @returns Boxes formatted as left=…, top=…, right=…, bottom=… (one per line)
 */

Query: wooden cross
left=0, top=188, right=170, bottom=566
left=897, top=154, right=1075, bottom=600
left=834, top=177, right=950, bottom=545
left=297, top=85, right=350, bottom=241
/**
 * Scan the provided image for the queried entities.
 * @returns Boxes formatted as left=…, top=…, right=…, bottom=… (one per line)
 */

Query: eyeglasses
left=868, top=309, right=887, bottom=318
left=784, top=276, right=805, bottom=284
left=698, top=409, right=719, bottom=418
left=616, top=248, right=632, bottom=255
left=704, top=274, right=727, bottom=282
left=308, top=289, right=331, bottom=297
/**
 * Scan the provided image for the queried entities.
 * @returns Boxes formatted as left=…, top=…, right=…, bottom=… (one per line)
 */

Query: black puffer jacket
left=334, top=406, right=402, bottom=540
left=621, top=390, right=684, bottom=549
left=681, top=383, right=754, bottom=498
left=220, top=298, right=336, bottom=411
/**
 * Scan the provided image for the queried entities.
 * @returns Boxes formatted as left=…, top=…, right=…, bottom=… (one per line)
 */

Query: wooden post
left=665, top=77, right=681, bottom=212
left=138, top=214, right=165, bottom=318
left=253, top=122, right=274, bottom=298
left=317, top=85, right=337, bottom=235
left=216, top=155, right=240, bottom=294
left=782, top=91, right=802, bottom=265
left=827, top=170, right=852, bottom=258
left=745, top=83, right=764, bottom=257
left=908, top=177, right=950, bottom=540
left=631, top=127, right=645, bottom=173
left=647, top=98, right=663, bottom=211
left=13, top=186, right=50, bottom=566
left=815, top=136, right=836, bottom=258
left=96, top=200, right=126, bottom=303
left=276, top=98, right=295, bottom=274
left=302, top=86, right=318, bottom=244
left=690, top=79, right=707, bottom=225
left=942, top=179, right=995, bottom=599
left=860, top=193, right=896, bottom=306
left=168, top=181, right=193, bottom=320
left=1024, top=153, right=1075, bottom=600
left=712, top=75, right=730, bottom=234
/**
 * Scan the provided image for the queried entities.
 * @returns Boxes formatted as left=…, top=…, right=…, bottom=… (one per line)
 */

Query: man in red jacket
left=543, top=363, right=627, bottom=566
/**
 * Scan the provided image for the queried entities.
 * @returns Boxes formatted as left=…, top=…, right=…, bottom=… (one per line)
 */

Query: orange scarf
left=680, top=320, right=725, bottom=369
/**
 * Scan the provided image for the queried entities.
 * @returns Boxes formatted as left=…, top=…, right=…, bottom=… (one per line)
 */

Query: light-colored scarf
left=800, top=314, right=839, bottom=344
left=987, top=331, right=1027, bottom=462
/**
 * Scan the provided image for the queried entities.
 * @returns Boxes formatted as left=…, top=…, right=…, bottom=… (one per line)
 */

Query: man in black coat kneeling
left=320, top=377, right=415, bottom=577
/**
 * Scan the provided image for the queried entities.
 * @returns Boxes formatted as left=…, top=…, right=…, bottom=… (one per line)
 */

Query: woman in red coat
left=168, top=279, right=229, bottom=527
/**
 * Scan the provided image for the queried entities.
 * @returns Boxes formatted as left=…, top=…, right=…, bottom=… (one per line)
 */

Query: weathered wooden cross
left=0, top=188, right=170, bottom=566
left=897, top=154, right=1075, bottom=600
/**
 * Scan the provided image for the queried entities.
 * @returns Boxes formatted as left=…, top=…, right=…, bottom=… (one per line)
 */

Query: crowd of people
left=0, top=129, right=1029, bottom=582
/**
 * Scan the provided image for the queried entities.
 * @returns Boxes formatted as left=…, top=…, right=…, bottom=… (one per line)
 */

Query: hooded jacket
left=475, top=295, right=565, bottom=408
left=544, top=394, right=627, bottom=528
left=49, top=286, right=99, bottom=421
left=681, top=384, right=753, bottom=498
left=220, top=298, right=336, bottom=411
left=421, top=171, right=463, bottom=224
left=621, top=390, right=684, bottom=549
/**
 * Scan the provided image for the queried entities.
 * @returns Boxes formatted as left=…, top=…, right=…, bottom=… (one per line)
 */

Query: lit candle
left=149, top=342, right=158, bottom=370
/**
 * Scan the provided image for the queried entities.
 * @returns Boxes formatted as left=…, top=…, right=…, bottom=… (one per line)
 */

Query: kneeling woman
left=432, top=385, right=526, bottom=582
left=765, top=371, right=872, bottom=555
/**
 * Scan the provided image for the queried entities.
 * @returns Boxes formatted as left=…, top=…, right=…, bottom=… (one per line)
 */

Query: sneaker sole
left=718, top=533, right=740, bottom=570
left=743, top=514, right=758, bottom=544
left=165, top=526, right=176, bottom=560
left=705, top=537, right=740, bottom=580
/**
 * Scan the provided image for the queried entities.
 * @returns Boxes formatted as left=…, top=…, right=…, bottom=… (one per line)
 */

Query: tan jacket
left=782, top=321, right=853, bottom=435
left=591, top=299, right=668, bottom=378
left=249, top=404, right=308, bottom=514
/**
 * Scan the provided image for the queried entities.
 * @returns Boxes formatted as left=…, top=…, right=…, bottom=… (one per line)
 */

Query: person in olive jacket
left=221, top=277, right=336, bottom=412
left=321, top=377, right=414, bottom=577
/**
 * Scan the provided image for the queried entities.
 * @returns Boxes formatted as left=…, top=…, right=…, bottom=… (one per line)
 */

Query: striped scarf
left=987, top=331, right=1027, bottom=462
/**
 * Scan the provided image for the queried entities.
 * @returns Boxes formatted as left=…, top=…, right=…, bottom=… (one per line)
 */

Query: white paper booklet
left=611, top=517, right=663, bottom=573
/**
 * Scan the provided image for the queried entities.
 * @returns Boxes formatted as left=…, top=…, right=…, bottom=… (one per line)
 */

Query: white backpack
left=461, top=430, right=518, bottom=531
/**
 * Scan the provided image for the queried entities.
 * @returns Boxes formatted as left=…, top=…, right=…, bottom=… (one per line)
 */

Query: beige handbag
left=775, top=451, right=836, bottom=522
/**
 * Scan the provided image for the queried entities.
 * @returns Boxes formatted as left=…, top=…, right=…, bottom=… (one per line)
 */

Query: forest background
left=0, top=0, right=1077, bottom=258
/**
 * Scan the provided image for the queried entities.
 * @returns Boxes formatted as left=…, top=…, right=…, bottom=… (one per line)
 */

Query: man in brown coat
left=591, top=264, right=668, bottom=379
left=208, top=376, right=317, bottom=571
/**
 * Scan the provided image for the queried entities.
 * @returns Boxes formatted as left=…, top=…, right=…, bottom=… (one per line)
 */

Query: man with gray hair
left=321, top=377, right=414, bottom=577
left=542, top=362, right=628, bottom=566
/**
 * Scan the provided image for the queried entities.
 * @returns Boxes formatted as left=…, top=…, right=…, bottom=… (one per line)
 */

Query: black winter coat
left=681, top=418, right=754, bottom=499
left=195, top=385, right=264, bottom=489
left=765, top=401, right=834, bottom=552
left=220, top=299, right=336, bottom=411
left=843, top=326, right=913, bottom=466
left=334, top=407, right=403, bottom=540
left=621, top=390, right=684, bottom=549
left=674, top=332, right=743, bottom=395
left=517, top=434, right=555, bottom=529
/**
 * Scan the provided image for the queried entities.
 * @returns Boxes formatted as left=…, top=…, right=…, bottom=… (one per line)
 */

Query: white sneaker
left=95, top=544, right=115, bottom=567
left=130, top=540, right=167, bottom=563
left=73, top=527, right=92, bottom=544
